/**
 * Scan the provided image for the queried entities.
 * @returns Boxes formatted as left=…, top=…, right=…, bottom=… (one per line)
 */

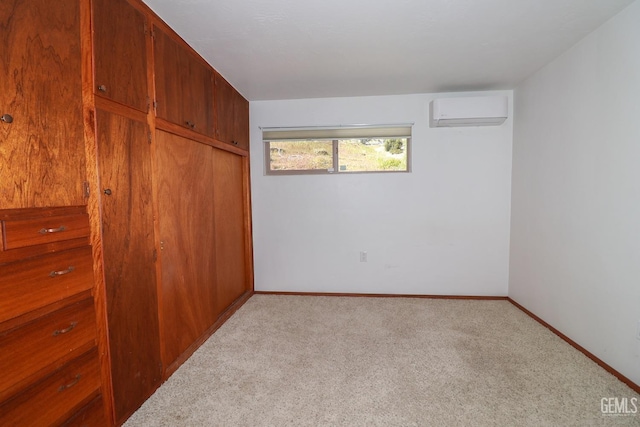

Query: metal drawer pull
left=39, top=225, right=66, bottom=234
left=1, top=113, right=13, bottom=123
left=98, top=84, right=107, bottom=92
left=53, top=321, right=78, bottom=336
left=49, top=266, right=75, bottom=277
left=58, top=374, right=81, bottom=392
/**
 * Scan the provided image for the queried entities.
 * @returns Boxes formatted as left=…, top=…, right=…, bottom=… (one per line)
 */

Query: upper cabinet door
left=153, top=25, right=214, bottom=137
left=0, top=0, right=86, bottom=209
left=232, top=90, right=249, bottom=151
left=93, top=0, right=148, bottom=112
left=214, top=72, right=249, bottom=151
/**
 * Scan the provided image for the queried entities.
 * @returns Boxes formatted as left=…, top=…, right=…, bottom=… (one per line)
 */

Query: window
left=263, top=125, right=411, bottom=175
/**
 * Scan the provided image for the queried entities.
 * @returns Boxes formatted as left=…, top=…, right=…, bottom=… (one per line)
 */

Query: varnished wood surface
left=153, top=25, right=214, bottom=138
left=61, top=394, right=106, bottom=427
left=155, top=130, right=217, bottom=367
left=212, top=148, right=247, bottom=314
left=93, top=0, right=148, bottom=112
left=0, top=298, right=97, bottom=402
left=242, top=157, right=255, bottom=294
left=96, top=109, right=162, bottom=423
left=81, top=0, right=115, bottom=420
left=214, top=72, right=234, bottom=144
left=0, top=0, right=86, bottom=209
left=0, top=347, right=101, bottom=426
left=233, top=89, right=250, bottom=150
left=214, top=72, right=250, bottom=151
left=2, top=213, right=90, bottom=250
left=0, top=246, right=95, bottom=324
left=155, top=117, right=248, bottom=157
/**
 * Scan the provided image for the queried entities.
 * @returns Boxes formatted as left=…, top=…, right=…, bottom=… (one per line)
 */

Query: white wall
left=510, top=1, right=640, bottom=385
left=250, top=91, right=513, bottom=295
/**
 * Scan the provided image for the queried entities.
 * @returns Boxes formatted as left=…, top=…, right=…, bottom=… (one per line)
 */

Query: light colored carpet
left=125, top=295, right=640, bottom=427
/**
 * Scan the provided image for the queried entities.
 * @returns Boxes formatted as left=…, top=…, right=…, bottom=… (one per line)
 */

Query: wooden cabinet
left=153, top=25, right=214, bottom=137
left=155, top=131, right=218, bottom=368
left=93, top=0, right=149, bottom=112
left=0, top=207, right=104, bottom=426
left=212, top=148, right=249, bottom=313
left=2, top=0, right=254, bottom=424
left=214, top=72, right=250, bottom=150
left=0, top=0, right=86, bottom=209
left=96, top=109, right=162, bottom=423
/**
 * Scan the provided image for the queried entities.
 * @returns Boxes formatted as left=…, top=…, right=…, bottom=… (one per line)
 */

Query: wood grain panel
left=155, top=130, right=217, bottom=367
left=95, top=109, right=162, bottom=422
left=2, top=213, right=90, bottom=250
left=153, top=25, right=214, bottom=137
left=233, top=91, right=250, bottom=150
left=93, top=0, right=148, bottom=112
left=213, top=71, right=234, bottom=144
left=0, top=298, right=97, bottom=402
left=0, top=246, right=94, bottom=323
left=60, top=394, right=106, bottom=427
left=214, top=71, right=249, bottom=150
left=0, top=348, right=101, bottom=426
left=0, top=0, right=86, bottom=208
left=212, top=148, right=247, bottom=314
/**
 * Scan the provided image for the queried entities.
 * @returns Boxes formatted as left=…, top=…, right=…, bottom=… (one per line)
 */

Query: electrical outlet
left=360, top=251, right=367, bottom=262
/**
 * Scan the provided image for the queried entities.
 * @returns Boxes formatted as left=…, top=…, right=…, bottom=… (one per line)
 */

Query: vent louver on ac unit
left=430, top=96, right=508, bottom=127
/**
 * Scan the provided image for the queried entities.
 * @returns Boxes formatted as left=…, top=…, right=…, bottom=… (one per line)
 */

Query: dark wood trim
left=0, top=237, right=90, bottom=265
left=81, top=0, right=115, bottom=423
left=0, top=205, right=86, bottom=220
left=155, top=118, right=248, bottom=157
left=242, top=157, right=255, bottom=294
left=508, top=297, right=640, bottom=394
left=163, top=290, right=253, bottom=379
left=253, top=291, right=508, bottom=300
left=95, top=96, right=148, bottom=123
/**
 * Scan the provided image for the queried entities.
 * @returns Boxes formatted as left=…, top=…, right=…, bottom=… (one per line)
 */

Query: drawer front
left=61, top=395, right=106, bottom=427
left=0, top=348, right=101, bottom=426
left=0, top=246, right=94, bottom=323
left=0, top=298, right=97, bottom=400
left=2, top=214, right=90, bottom=250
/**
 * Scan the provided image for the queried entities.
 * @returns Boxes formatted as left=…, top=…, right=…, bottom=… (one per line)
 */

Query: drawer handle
left=39, top=225, right=66, bottom=234
left=53, top=321, right=78, bottom=336
left=49, top=266, right=75, bottom=277
left=58, top=374, right=81, bottom=392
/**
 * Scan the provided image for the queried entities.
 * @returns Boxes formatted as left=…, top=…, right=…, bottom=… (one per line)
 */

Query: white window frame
left=263, top=124, right=412, bottom=175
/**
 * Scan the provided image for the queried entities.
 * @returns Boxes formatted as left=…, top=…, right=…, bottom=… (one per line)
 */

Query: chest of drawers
left=0, top=206, right=106, bottom=426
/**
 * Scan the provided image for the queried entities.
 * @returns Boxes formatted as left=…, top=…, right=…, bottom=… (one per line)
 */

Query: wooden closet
left=0, top=0, right=254, bottom=425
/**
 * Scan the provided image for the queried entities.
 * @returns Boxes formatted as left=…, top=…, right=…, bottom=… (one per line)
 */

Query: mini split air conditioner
left=430, top=96, right=508, bottom=127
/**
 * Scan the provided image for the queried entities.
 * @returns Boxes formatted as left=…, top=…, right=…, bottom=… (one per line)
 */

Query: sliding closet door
left=154, top=130, right=217, bottom=368
left=212, top=147, right=249, bottom=314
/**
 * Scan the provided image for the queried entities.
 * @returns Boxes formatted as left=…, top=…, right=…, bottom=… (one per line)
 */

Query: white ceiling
left=144, top=0, right=634, bottom=101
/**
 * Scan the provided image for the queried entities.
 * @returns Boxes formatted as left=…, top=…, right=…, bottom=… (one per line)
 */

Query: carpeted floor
left=125, top=295, right=640, bottom=426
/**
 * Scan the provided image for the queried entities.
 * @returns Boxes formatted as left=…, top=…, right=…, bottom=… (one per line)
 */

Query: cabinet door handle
left=1, top=113, right=13, bottom=123
left=58, top=374, right=81, bottom=392
left=185, top=121, right=196, bottom=129
left=97, top=84, right=107, bottom=92
left=49, top=266, right=75, bottom=277
left=39, top=225, right=66, bottom=234
left=53, top=321, right=78, bottom=336
left=103, top=188, right=112, bottom=196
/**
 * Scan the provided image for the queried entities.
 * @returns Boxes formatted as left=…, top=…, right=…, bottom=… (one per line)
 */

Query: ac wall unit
left=430, top=96, right=508, bottom=127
